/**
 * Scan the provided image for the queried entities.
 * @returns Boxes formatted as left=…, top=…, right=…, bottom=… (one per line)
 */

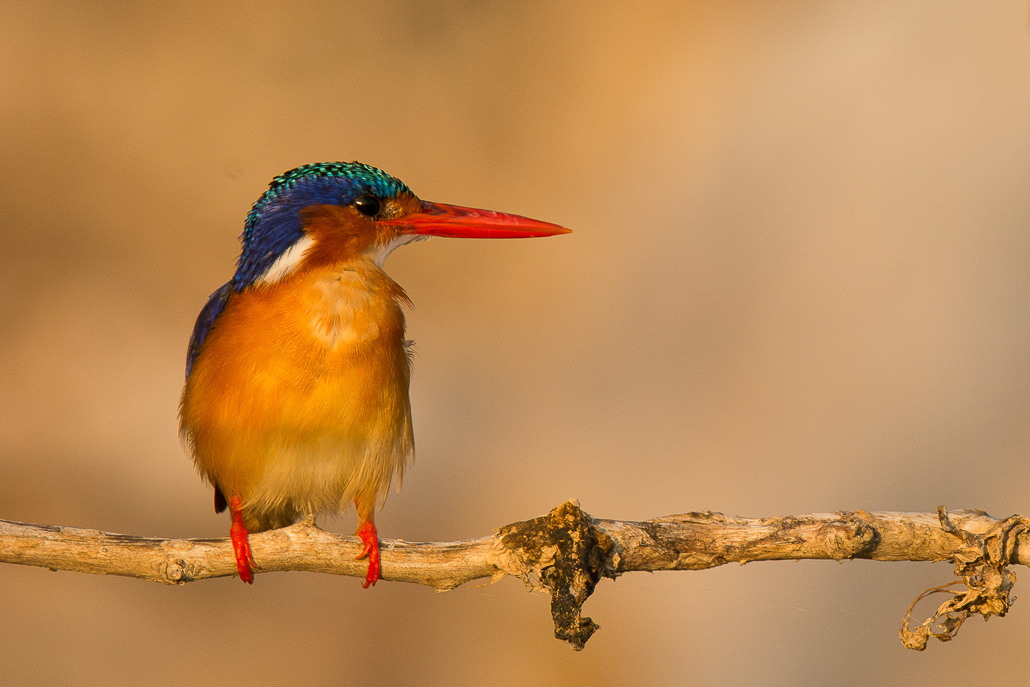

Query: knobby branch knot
left=899, top=507, right=1030, bottom=650
left=494, top=500, right=616, bottom=650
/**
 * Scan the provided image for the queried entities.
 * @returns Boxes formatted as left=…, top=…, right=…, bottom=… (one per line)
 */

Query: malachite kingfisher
left=179, top=162, right=569, bottom=586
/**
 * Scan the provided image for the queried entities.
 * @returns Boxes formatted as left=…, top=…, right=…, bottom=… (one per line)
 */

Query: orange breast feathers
left=179, top=261, right=414, bottom=532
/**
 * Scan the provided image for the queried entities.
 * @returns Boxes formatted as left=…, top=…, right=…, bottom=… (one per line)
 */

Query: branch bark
left=2, top=501, right=1027, bottom=650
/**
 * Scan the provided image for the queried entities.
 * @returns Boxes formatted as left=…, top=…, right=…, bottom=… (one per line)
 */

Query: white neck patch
left=374, top=234, right=427, bottom=268
left=256, top=235, right=316, bottom=286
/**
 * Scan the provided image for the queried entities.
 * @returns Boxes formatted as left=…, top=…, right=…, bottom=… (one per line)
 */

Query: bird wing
left=185, top=281, right=233, bottom=379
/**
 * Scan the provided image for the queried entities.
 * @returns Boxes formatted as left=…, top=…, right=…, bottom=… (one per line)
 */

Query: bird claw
left=355, top=520, right=381, bottom=588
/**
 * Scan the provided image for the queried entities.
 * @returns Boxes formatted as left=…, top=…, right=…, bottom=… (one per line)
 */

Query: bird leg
left=229, top=496, right=257, bottom=584
left=354, top=515, right=381, bottom=588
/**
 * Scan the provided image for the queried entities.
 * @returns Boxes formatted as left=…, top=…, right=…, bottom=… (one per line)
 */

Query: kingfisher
left=179, top=161, right=568, bottom=587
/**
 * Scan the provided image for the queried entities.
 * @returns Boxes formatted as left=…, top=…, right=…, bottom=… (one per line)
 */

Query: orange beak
left=382, top=201, right=570, bottom=239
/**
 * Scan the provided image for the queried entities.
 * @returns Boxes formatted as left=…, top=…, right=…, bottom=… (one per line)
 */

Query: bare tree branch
left=2, top=501, right=1027, bottom=650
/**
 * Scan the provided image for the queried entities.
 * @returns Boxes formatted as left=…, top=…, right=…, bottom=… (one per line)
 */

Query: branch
left=2, top=501, right=1027, bottom=650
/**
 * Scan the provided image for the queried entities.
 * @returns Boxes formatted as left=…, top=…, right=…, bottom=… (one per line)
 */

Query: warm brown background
left=3, top=1, right=1030, bottom=685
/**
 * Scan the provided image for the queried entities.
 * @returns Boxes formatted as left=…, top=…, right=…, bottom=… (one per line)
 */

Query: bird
left=179, top=161, right=569, bottom=587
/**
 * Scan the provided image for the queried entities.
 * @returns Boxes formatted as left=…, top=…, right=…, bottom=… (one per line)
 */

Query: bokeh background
left=3, top=1, right=1030, bottom=685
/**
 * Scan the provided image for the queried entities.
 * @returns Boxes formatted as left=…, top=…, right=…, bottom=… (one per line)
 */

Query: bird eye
left=353, top=195, right=381, bottom=218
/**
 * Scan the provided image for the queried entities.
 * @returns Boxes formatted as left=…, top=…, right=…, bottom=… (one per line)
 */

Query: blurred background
left=2, top=1, right=1030, bottom=684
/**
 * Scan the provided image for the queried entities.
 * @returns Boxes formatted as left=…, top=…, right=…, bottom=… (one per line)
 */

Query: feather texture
left=180, top=258, right=414, bottom=532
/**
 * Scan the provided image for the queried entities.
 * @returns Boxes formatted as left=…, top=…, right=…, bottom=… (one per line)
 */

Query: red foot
left=229, top=496, right=257, bottom=584
left=355, top=519, right=381, bottom=588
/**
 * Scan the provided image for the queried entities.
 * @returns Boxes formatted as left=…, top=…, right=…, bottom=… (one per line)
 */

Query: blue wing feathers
left=185, top=281, right=233, bottom=379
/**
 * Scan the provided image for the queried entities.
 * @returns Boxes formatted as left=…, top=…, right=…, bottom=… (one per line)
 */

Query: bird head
left=233, top=161, right=569, bottom=291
